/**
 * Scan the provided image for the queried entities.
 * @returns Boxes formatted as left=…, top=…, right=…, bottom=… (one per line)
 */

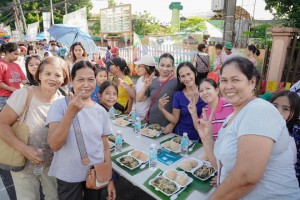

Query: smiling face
left=272, top=96, right=291, bottom=122
left=219, top=63, right=256, bottom=109
left=27, top=57, right=41, bottom=76
left=71, top=67, right=96, bottom=100
left=96, top=70, right=108, bottom=86
left=158, top=57, right=173, bottom=78
left=6, top=49, right=20, bottom=62
left=137, top=65, right=147, bottom=77
left=199, top=81, right=219, bottom=104
left=100, top=85, right=118, bottom=109
left=38, top=64, right=64, bottom=92
left=178, top=66, right=196, bottom=88
left=73, top=45, right=84, bottom=60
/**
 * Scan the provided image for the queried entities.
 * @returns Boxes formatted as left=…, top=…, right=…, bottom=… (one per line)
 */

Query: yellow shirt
left=117, top=76, right=133, bottom=108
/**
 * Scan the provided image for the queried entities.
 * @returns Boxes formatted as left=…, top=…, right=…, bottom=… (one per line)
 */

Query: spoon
left=140, top=163, right=147, bottom=169
left=188, top=143, right=196, bottom=152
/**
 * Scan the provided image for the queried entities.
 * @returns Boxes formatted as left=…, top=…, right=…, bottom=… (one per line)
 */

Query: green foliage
left=90, top=22, right=100, bottom=35
left=108, top=0, right=116, bottom=7
left=169, top=2, right=183, bottom=10
left=265, top=0, right=300, bottom=28
left=133, top=11, right=175, bottom=35
left=243, top=24, right=273, bottom=47
left=180, top=17, right=207, bottom=32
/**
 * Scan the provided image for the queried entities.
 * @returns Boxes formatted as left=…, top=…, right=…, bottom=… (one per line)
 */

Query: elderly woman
left=46, top=61, right=116, bottom=200
left=0, top=56, right=70, bottom=200
left=198, top=57, right=300, bottom=199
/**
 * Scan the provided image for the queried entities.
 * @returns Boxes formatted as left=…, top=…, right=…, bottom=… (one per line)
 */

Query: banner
left=42, top=12, right=51, bottom=41
left=4, top=25, right=11, bottom=36
left=27, top=22, right=39, bottom=41
left=63, top=7, right=88, bottom=33
left=10, top=31, right=21, bottom=42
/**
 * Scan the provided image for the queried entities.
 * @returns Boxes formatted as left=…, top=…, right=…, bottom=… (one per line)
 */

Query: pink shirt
left=0, top=58, right=27, bottom=97
left=205, top=97, right=234, bottom=140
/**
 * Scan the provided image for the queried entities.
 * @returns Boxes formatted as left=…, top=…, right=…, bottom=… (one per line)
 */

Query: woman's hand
left=24, top=146, right=44, bottom=165
left=106, top=180, right=116, bottom=200
left=67, top=91, right=84, bottom=117
left=158, top=94, right=169, bottom=110
left=162, top=123, right=174, bottom=134
left=118, top=78, right=129, bottom=89
left=197, top=108, right=214, bottom=141
left=145, top=72, right=155, bottom=87
left=187, top=95, right=198, bottom=116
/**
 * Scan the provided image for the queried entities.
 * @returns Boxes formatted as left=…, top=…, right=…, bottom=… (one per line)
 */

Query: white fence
left=99, top=45, right=198, bottom=66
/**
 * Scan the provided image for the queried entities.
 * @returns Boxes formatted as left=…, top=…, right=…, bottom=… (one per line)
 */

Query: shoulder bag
left=65, top=97, right=112, bottom=189
left=0, top=87, right=33, bottom=171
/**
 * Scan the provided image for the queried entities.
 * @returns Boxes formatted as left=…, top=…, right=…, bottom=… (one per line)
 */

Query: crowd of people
left=0, top=40, right=299, bottom=200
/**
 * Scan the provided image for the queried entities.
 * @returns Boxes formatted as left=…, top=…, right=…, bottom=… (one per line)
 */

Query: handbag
left=0, top=87, right=33, bottom=172
left=65, top=97, right=112, bottom=190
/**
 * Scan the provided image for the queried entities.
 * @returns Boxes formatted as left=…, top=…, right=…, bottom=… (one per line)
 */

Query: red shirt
left=0, top=58, right=27, bottom=97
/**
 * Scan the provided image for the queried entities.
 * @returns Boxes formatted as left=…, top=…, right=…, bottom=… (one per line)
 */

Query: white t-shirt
left=214, top=98, right=300, bottom=199
left=135, top=76, right=151, bottom=120
left=46, top=98, right=112, bottom=182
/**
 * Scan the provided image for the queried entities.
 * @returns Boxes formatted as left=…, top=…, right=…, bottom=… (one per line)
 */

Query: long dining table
left=110, top=118, right=215, bottom=200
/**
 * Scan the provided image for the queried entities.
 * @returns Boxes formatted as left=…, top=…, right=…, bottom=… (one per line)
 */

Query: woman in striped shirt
left=189, top=78, right=234, bottom=140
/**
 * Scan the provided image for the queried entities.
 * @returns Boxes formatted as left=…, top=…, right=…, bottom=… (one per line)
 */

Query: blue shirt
left=172, top=91, right=207, bottom=141
left=91, top=84, right=100, bottom=103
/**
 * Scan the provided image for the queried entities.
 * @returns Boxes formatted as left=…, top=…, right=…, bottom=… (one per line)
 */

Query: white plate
left=162, top=169, right=193, bottom=188
left=112, top=119, right=131, bottom=127
left=141, top=128, right=161, bottom=138
left=191, top=162, right=217, bottom=181
left=127, top=149, right=149, bottom=163
left=178, top=158, right=204, bottom=173
left=116, top=155, right=142, bottom=170
left=149, top=176, right=180, bottom=196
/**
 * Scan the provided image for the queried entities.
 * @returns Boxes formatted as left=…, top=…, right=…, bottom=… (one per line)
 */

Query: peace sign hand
left=145, top=72, right=155, bottom=87
left=187, top=95, right=198, bottom=116
left=197, top=108, right=214, bottom=141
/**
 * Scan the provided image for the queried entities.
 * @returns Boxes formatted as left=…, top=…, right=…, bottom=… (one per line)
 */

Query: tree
left=265, top=0, right=300, bottom=28
left=133, top=11, right=175, bottom=35
left=107, top=0, right=116, bottom=7
left=180, top=17, right=207, bottom=32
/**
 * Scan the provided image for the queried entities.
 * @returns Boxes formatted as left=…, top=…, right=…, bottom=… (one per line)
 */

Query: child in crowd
left=25, top=55, right=42, bottom=86
left=91, top=67, right=108, bottom=103
left=92, top=52, right=105, bottom=67
left=270, top=90, right=300, bottom=186
left=99, top=80, right=118, bottom=112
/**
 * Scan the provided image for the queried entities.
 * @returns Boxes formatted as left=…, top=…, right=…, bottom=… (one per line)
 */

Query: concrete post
left=266, top=27, right=299, bottom=83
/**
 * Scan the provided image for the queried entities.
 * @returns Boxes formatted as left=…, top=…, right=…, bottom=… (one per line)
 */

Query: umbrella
left=35, top=32, right=55, bottom=41
left=47, top=24, right=98, bottom=59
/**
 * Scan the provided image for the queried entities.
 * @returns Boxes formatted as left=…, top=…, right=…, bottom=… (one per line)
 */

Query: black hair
left=248, top=44, right=260, bottom=56
left=270, top=90, right=300, bottom=133
left=215, top=43, right=223, bottom=50
left=142, top=64, right=159, bottom=77
left=220, top=56, right=260, bottom=87
left=70, top=42, right=87, bottom=63
left=25, top=55, right=42, bottom=86
left=71, top=60, right=96, bottom=80
left=198, top=44, right=206, bottom=52
left=99, top=80, right=118, bottom=95
left=27, top=44, right=36, bottom=55
left=199, top=78, right=218, bottom=89
left=96, top=67, right=108, bottom=78
left=107, top=45, right=111, bottom=50
left=158, top=53, right=174, bottom=66
left=111, top=57, right=130, bottom=75
left=176, top=62, right=198, bottom=91
left=0, top=42, right=19, bottom=53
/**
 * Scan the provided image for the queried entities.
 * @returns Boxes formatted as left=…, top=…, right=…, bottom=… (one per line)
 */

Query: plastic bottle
left=149, top=143, right=157, bottom=170
left=109, top=107, right=115, bottom=119
left=33, top=148, right=44, bottom=175
left=131, top=106, right=136, bottom=122
left=115, top=130, right=123, bottom=153
left=134, top=117, right=141, bottom=137
left=181, top=132, right=189, bottom=157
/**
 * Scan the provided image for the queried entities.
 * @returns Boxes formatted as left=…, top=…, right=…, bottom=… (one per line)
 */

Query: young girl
left=25, top=55, right=42, bottom=86
left=91, top=67, right=108, bottom=103
left=70, top=42, right=88, bottom=64
left=92, top=52, right=105, bottom=67
left=270, top=90, right=300, bottom=185
left=99, top=80, right=118, bottom=112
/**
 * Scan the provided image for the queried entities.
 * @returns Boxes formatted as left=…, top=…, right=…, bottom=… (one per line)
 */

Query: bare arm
left=211, top=135, right=273, bottom=199
left=0, top=82, right=17, bottom=92
left=0, top=105, right=43, bottom=164
left=136, top=73, right=154, bottom=102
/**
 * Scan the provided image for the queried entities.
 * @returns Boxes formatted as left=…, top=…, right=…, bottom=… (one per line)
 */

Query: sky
left=91, top=0, right=274, bottom=23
